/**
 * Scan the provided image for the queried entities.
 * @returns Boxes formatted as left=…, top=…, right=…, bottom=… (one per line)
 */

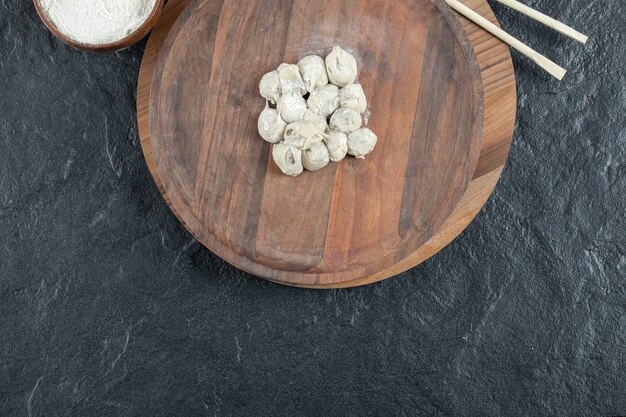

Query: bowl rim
left=33, top=0, right=165, bottom=53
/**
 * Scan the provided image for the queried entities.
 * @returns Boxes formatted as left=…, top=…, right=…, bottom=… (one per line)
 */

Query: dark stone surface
left=1, top=0, right=624, bottom=415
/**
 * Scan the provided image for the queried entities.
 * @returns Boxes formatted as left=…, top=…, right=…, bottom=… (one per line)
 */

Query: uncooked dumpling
left=259, top=70, right=281, bottom=104
left=338, top=84, right=367, bottom=113
left=272, top=142, right=304, bottom=176
left=347, top=128, right=377, bottom=159
left=325, top=46, right=358, bottom=87
left=297, top=55, right=329, bottom=93
left=302, top=109, right=328, bottom=134
left=284, top=120, right=324, bottom=150
left=323, top=131, right=348, bottom=162
left=258, top=104, right=286, bottom=143
left=307, top=84, right=339, bottom=118
left=329, top=107, right=361, bottom=133
left=277, top=63, right=307, bottom=95
left=302, top=142, right=330, bottom=171
left=278, top=93, right=307, bottom=123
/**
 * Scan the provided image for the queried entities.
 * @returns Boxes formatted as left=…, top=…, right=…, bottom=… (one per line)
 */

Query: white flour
left=39, top=0, right=158, bottom=45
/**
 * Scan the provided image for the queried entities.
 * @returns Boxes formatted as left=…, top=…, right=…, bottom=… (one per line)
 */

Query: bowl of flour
left=34, top=0, right=164, bottom=52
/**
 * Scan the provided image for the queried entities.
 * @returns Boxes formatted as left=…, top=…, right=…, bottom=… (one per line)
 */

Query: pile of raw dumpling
left=258, top=46, right=377, bottom=176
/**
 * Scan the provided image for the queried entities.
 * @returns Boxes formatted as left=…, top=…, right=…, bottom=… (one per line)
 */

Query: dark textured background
left=1, top=0, right=625, bottom=415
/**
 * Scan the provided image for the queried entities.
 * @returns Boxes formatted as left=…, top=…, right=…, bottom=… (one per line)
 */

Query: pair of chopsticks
left=445, top=0, right=588, bottom=80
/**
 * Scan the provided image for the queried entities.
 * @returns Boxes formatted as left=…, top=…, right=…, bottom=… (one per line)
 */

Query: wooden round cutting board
left=146, top=0, right=484, bottom=283
left=138, top=0, right=516, bottom=288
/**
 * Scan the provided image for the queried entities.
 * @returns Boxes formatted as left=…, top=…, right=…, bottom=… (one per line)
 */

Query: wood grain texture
left=33, top=0, right=164, bottom=53
left=137, top=0, right=516, bottom=288
left=149, top=0, right=482, bottom=282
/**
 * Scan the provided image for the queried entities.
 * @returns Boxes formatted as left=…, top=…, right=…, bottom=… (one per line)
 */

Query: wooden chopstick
left=445, top=0, right=567, bottom=80
left=494, top=0, right=588, bottom=44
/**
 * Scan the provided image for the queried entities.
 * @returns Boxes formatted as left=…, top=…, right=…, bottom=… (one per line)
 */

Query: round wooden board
left=138, top=0, right=516, bottom=288
left=148, top=0, right=485, bottom=283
